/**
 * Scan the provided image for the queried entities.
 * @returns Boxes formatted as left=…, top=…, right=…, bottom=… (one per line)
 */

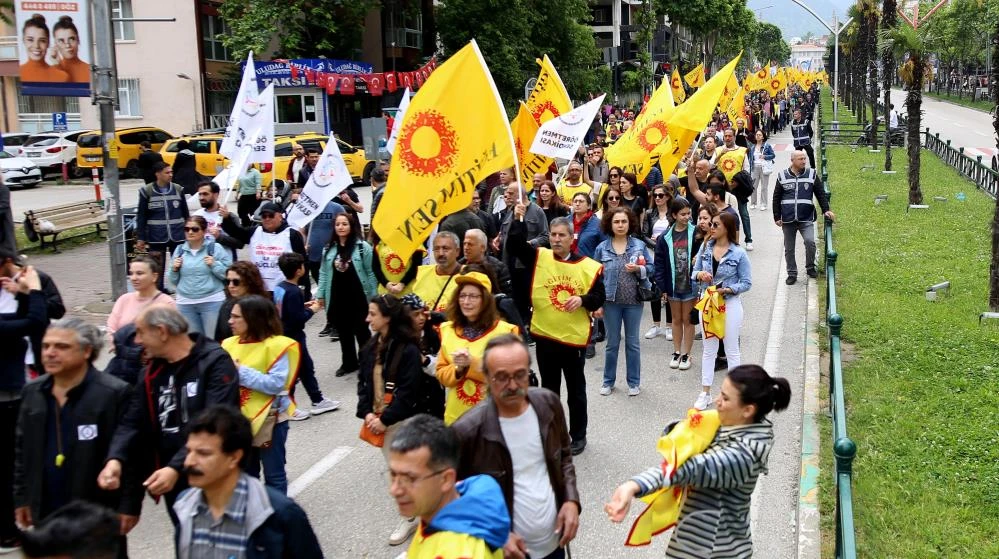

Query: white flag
left=220, top=52, right=259, bottom=159
left=384, top=88, right=411, bottom=155
left=246, top=84, right=275, bottom=164
left=217, top=128, right=257, bottom=205
left=285, top=136, right=354, bottom=229
left=529, top=94, right=606, bottom=161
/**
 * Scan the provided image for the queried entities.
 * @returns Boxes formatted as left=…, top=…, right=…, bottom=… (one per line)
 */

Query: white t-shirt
left=499, top=405, right=560, bottom=558
left=193, top=208, right=223, bottom=244
left=889, top=110, right=899, bottom=129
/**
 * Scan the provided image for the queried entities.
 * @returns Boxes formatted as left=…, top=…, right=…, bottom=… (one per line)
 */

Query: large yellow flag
left=606, top=78, right=675, bottom=182
left=767, top=70, right=787, bottom=98
left=373, top=41, right=516, bottom=258
left=718, top=73, right=740, bottom=112
left=670, top=69, right=686, bottom=103
left=670, top=53, right=742, bottom=134
left=749, top=66, right=769, bottom=91
left=516, top=55, right=571, bottom=188
left=727, top=86, right=747, bottom=125
left=684, top=63, right=705, bottom=88
left=511, top=102, right=549, bottom=191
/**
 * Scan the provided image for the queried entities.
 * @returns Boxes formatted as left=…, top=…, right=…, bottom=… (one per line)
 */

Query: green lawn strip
left=923, top=91, right=993, bottom=113
left=818, top=143, right=999, bottom=557
left=15, top=223, right=104, bottom=255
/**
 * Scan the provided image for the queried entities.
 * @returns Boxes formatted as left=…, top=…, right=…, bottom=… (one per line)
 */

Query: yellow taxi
left=76, top=127, right=173, bottom=178
left=272, top=133, right=373, bottom=185
left=160, top=135, right=226, bottom=178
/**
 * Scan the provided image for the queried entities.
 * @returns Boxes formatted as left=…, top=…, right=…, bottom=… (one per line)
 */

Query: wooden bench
left=24, top=201, right=106, bottom=252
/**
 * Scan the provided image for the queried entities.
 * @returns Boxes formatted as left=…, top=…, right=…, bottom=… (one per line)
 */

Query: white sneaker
left=694, top=391, right=713, bottom=410
left=628, top=386, right=641, bottom=397
left=750, top=203, right=757, bottom=209
left=664, top=326, right=673, bottom=341
left=669, top=352, right=681, bottom=368
left=600, top=385, right=613, bottom=396
left=290, top=408, right=311, bottom=421
left=760, top=204, right=767, bottom=211
left=388, top=517, right=418, bottom=546
left=644, top=326, right=661, bottom=339
left=746, top=242, right=754, bottom=251
left=311, top=398, right=341, bottom=416
left=679, top=354, right=692, bottom=370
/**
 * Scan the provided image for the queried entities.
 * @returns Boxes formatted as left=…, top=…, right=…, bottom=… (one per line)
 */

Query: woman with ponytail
left=605, top=364, right=791, bottom=558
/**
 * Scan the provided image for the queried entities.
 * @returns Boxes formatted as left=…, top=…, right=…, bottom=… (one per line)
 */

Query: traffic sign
left=52, top=112, right=68, bottom=132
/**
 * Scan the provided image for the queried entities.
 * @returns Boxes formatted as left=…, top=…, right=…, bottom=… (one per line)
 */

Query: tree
left=859, top=0, right=880, bottom=150
left=0, top=1, right=11, bottom=25
left=802, top=31, right=816, bottom=43
left=754, top=23, right=791, bottom=66
left=881, top=24, right=933, bottom=204
left=219, top=0, right=379, bottom=61
left=880, top=0, right=897, bottom=170
left=620, top=0, right=656, bottom=95
left=990, top=2, right=999, bottom=311
left=657, top=0, right=754, bottom=72
left=523, top=0, right=609, bottom=98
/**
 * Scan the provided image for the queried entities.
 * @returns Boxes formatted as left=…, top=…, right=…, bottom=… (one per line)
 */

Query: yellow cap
left=454, top=271, right=492, bottom=294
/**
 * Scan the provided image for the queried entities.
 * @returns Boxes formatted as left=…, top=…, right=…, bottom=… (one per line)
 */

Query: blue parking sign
left=52, top=112, right=68, bottom=132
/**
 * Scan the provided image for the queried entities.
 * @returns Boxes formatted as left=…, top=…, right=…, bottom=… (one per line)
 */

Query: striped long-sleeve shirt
left=631, top=421, right=774, bottom=559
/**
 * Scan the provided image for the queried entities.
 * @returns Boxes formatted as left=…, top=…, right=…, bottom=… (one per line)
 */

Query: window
left=16, top=80, right=80, bottom=113
left=152, top=130, right=172, bottom=143
left=276, top=94, right=317, bottom=124
left=592, top=6, right=612, bottom=25
left=273, top=142, right=294, bottom=157
left=202, top=14, right=233, bottom=61
left=112, top=0, right=135, bottom=41
left=116, top=79, right=141, bottom=117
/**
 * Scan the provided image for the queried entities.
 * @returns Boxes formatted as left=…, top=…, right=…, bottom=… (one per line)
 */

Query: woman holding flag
left=690, top=211, right=751, bottom=411
left=604, top=364, right=791, bottom=558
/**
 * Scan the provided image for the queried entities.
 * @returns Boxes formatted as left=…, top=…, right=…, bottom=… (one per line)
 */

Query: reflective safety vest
left=439, top=321, right=518, bottom=425
left=791, top=119, right=812, bottom=147
left=222, top=335, right=300, bottom=435
left=407, top=526, right=503, bottom=559
left=250, top=227, right=293, bottom=292
left=777, top=168, right=818, bottom=224
left=530, top=249, right=602, bottom=347
left=411, top=265, right=459, bottom=313
left=375, top=242, right=420, bottom=295
left=716, top=146, right=747, bottom=182
left=140, top=183, right=186, bottom=243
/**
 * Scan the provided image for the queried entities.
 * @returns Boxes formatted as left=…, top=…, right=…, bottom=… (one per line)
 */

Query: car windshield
left=25, top=135, right=59, bottom=147
left=0, top=152, right=11, bottom=159
left=77, top=134, right=102, bottom=148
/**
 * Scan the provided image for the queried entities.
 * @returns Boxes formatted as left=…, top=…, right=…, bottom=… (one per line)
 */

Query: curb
left=797, top=277, right=822, bottom=558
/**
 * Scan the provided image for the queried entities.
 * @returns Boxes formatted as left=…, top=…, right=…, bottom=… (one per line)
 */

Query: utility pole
left=92, top=0, right=128, bottom=300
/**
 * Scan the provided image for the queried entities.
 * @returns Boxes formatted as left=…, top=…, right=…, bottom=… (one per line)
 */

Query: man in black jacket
left=218, top=201, right=309, bottom=295
left=98, top=305, right=239, bottom=526
left=14, top=318, right=143, bottom=555
left=0, top=248, right=65, bottom=376
left=137, top=141, right=163, bottom=185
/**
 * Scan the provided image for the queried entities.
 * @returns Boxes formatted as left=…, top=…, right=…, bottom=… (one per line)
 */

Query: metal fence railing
left=923, top=129, right=998, bottom=200
left=816, top=97, right=859, bottom=559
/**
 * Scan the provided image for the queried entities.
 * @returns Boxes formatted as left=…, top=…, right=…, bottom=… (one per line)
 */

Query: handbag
left=359, top=391, right=394, bottom=448
left=252, top=409, right=279, bottom=448
left=638, top=281, right=661, bottom=302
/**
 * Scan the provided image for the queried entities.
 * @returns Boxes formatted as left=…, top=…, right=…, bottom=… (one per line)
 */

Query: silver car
left=0, top=151, right=43, bottom=188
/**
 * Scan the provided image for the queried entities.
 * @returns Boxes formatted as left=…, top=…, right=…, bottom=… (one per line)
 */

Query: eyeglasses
left=260, top=212, right=277, bottom=219
left=458, top=293, right=482, bottom=301
left=225, top=278, right=242, bottom=286
left=654, top=193, right=667, bottom=198
left=491, top=371, right=531, bottom=385
left=387, top=468, right=448, bottom=489
left=609, top=173, right=620, bottom=178
left=607, top=196, right=620, bottom=201
left=183, top=227, right=202, bottom=233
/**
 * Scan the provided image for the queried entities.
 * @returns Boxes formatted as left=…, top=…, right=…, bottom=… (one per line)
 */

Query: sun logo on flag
left=239, top=386, right=252, bottom=408
left=384, top=253, right=405, bottom=275
left=637, top=121, right=669, bottom=153
left=720, top=157, right=737, bottom=175
left=397, top=110, right=458, bottom=178
left=548, top=282, right=579, bottom=312
left=455, top=379, right=484, bottom=406
left=771, top=79, right=780, bottom=90
left=671, top=77, right=681, bottom=89
left=532, top=101, right=560, bottom=123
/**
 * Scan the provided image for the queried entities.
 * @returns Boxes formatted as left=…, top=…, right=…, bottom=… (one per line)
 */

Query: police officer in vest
left=790, top=108, right=816, bottom=169
left=219, top=201, right=309, bottom=295
left=135, top=162, right=190, bottom=291
left=772, top=150, right=835, bottom=286
left=506, top=208, right=605, bottom=456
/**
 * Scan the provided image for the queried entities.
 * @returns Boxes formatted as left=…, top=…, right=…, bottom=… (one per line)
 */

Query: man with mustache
left=452, top=334, right=580, bottom=559
left=173, top=405, right=323, bottom=558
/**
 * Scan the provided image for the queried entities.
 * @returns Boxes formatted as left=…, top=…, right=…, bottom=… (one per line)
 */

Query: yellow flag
left=511, top=102, right=550, bottom=191
left=656, top=127, right=699, bottom=179
left=606, top=78, right=674, bottom=182
left=684, top=63, right=705, bottom=88
left=670, top=69, right=686, bottom=103
left=669, top=53, right=742, bottom=134
left=373, top=41, right=516, bottom=259
left=727, top=86, right=747, bottom=125
left=751, top=67, right=769, bottom=91
left=767, top=70, right=787, bottom=98
left=526, top=55, right=573, bottom=124
left=718, top=73, right=740, bottom=111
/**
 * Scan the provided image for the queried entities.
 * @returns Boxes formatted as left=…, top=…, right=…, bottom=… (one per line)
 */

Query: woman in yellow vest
left=371, top=230, right=423, bottom=296
left=223, top=294, right=300, bottom=494
left=435, top=272, right=518, bottom=425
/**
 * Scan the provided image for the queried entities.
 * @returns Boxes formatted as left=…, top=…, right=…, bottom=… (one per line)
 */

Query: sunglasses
left=226, top=278, right=242, bottom=286
left=260, top=212, right=277, bottom=219
left=654, top=193, right=667, bottom=198
left=183, top=227, right=202, bottom=232
left=609, top=173, right=620, bottom=178
left=607, top=196, right=621, bottom=201
left=710, top=222, right=721, bottom=229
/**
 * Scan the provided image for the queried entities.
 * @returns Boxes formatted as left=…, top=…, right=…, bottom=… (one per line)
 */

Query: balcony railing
left=0, top=36, right=17, bottom=61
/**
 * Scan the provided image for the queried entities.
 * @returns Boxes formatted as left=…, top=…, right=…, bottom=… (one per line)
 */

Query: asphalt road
left=889, top=88, right=997, bottom=160
left=20, top=139, right=815, bottom=558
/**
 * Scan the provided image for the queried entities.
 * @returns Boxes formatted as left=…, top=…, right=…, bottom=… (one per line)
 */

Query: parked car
left=0, top=151, right=43, bottom=188
left=76, top=127, right=173, bottom=178
left=160, top=134, right=226, bottom=178
left=274, top=133, right=373, bottom=185
left=17, top=130, right=87, bottom=177
left=1, top=132, right=31, bottom=157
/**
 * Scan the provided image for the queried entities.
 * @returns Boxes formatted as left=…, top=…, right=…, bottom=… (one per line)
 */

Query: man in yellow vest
left=556, top=161, right=593, bottom=206
left=411, top=231, right=462, bottom=315
left=505, top=207, right=605, bottom=455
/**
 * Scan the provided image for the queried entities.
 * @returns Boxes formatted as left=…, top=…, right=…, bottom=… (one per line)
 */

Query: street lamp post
left=177, top=73, right=199, bottom=132
left=790, top=0, right=852, bottom=121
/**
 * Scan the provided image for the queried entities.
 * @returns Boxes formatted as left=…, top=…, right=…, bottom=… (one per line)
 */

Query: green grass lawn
left=924, top=90, right=994, bottom=113
left=816, top=133, right=999, bottom=556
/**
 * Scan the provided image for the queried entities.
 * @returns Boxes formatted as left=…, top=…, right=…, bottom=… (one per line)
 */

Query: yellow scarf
left=222, top=335, right=301, bottom=435
left=695, top=285, right=726, bottom=340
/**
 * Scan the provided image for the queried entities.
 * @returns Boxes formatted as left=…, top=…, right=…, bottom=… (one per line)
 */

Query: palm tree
left=880, top=24, right=933, bottom=204
left=881, top=0, right=898, bottom=170
left=860, top=0, right=881, bottom=150
left=989, top=15, right=999, bottom=310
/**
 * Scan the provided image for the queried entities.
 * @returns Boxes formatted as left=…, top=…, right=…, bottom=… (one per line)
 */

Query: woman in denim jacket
left=594, top=207, right=653, bottom=396
left=691, top=211, right=752, bottom=411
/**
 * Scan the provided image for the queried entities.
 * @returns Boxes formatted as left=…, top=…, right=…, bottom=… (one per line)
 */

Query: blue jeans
left=602, top=302, right=643, bottom=389
left=246, top=419, right=289, bottom=494
left=178, top=300, right=224, bottom=336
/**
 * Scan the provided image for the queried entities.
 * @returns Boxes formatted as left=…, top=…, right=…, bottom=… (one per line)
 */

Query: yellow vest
left=412, top=265, right=459, bottom=313
left=438, top=320, right=518, bottom=425
left=556, top=180, right=591, bottom=205
left=407, top=524, right=503, bottom=559
left=716, top=146, right=747, bottom=182
left=530, top=249, right=603, bottom=347
left=375, top=242, right=420, bottom=295
left=222, top=335, right=300, bottom=435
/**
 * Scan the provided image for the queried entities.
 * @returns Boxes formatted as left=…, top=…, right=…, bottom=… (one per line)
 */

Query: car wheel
left=68, top=160, right=85, bottom=178
left=125, top=159, right=139, bottom=179
left=361, top=161, right=375, bottom=185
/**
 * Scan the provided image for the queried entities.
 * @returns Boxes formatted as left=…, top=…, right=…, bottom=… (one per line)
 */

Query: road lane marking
left=288, top=446, right=355, bottom=498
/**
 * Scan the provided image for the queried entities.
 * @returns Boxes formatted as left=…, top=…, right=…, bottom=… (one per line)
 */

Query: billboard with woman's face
left=16, top=1, right=92, bottom=96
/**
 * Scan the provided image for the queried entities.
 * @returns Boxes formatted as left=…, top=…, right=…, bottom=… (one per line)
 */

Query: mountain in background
left=749, top=0, right=856, bottom=41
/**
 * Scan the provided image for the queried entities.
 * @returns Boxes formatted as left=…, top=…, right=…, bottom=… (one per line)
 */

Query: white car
left=1, top=132, right=31, bottom=157
left=0, top=151, right=43, bottom=188
left=17, top=130, right=86, bottom=177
